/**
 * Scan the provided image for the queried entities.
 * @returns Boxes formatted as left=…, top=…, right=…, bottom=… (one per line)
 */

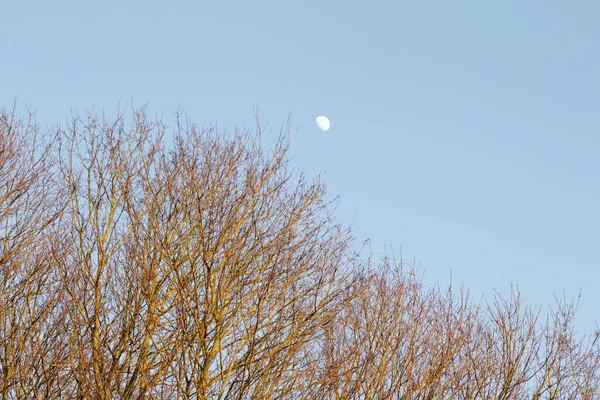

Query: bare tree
left=49, top=108, right=354, bottom=398
left=0, top=105, right=598, bottom=399
left=308, top=257, right=476, bottom=399
left=0, top=108, right=64, bottom=398
left=311, top=258, right=600, bottom=400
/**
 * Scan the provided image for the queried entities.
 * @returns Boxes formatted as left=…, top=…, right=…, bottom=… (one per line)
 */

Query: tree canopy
left=1, top=106, right=598, bottom=399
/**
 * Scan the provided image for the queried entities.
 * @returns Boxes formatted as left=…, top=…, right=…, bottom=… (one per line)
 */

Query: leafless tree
left=310, top=257, right=600, bottom=400
left=0, top=105, right=598, bottom=399
left=0, top=108, right=65, bottom=398
left=48, top=108, right=354, bottom=398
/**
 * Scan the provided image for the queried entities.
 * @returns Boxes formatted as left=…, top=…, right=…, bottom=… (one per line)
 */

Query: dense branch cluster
left=0, top=107, right=598, bottom=399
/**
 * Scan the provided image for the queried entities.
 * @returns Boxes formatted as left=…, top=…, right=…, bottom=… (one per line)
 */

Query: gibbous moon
left=316, top=116, right=330, bottom=131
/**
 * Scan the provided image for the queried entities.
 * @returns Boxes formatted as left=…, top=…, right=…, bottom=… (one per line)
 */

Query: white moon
left=316, top=116, right=330, bottom=131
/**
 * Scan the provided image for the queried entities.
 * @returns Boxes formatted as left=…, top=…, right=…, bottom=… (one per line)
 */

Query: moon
left=316, top=116, right=330, bottom=132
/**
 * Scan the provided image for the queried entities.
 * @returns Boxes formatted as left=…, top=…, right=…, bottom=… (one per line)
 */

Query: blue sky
left=2, top=1, right=598, bottom=333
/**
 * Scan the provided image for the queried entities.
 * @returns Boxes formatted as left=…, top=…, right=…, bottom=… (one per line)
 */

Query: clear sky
left=2, top=1, right=598, bottom=333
